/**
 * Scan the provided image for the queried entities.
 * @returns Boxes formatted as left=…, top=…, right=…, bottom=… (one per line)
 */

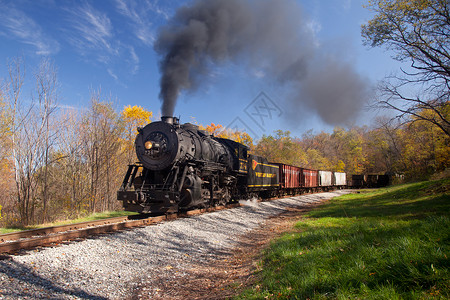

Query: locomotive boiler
left=118, top=116, right=250, bottom=213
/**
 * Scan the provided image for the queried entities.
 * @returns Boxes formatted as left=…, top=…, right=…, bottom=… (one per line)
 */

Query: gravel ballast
left=0, top=191, right=350, bottom=299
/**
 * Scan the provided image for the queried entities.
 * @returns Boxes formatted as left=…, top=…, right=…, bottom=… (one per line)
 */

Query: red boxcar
left=272, top=163, right=301, bottom=189
left=302, top=168, right=318, bottom=188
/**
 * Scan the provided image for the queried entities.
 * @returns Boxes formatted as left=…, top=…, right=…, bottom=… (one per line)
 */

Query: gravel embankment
left=0, top=191, right=350, bottom=299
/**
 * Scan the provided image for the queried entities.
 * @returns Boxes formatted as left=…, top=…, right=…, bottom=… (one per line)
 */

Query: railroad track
left=0, top=203, right=241, bottom=254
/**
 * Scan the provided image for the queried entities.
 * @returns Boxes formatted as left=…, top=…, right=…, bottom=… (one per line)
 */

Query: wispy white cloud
left=306, top=19, right=322, bottom=47
left=107, top=68, right=119, bottom=81
left=107, top=67, right=129, bottom=88
left=0, top=4, right=60, bottom=55
left=252, top=70, right=266, bottom=79
left=128, top=46, right=140, bottom=74
left=66, top=2, right=117, bottom=58
left=342, top=0, right=352, bottom=11
left=115, top=0, right=170, bottom=46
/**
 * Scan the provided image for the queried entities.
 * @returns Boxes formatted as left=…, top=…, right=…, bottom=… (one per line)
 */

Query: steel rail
left=0, top=216, right=131, bottom=243
left=0, top=203, right=241, bottom=254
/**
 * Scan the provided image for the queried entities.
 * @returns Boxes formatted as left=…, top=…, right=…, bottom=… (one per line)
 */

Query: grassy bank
left=238, top=179, right=450, bottom=299
left=0, top=210, right=138, bottom=234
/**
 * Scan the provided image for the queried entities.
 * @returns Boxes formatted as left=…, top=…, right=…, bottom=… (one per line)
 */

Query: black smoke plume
left=154, top=0, right=369, bottom=124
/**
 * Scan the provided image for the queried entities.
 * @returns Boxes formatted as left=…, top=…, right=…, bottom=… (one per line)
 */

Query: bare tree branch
left=362, top=0, right=450, bottom=137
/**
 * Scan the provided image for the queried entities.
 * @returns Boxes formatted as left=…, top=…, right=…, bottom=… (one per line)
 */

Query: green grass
left=0, top=210, right=139, bottom=234
left=237, top=179, right=450, bottom=299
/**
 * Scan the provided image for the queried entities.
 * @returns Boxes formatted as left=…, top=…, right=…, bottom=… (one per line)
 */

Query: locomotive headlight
left=144, top=141, right=161, bottom=152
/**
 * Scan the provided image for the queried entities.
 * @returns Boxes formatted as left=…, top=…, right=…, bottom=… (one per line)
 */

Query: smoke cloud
left=154, top=0, right=369, bottom=124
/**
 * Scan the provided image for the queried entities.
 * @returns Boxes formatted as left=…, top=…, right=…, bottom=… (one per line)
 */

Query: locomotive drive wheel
left=201, top=189, right=211, bottom=206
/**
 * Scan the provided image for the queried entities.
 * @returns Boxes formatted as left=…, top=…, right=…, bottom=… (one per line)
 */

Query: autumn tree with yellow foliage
left=199, top=122, right=253, bottom=147
left=0, top=90, right=11, bottom=222
left=398, top=109, right=450, bottom=179
left=254, top=130, right=308, bottom=167
left=120, top=105, right=152, bottom=164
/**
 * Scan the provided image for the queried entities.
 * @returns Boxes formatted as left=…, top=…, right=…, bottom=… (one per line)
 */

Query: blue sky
left=0, top=0, right=402, bottom=139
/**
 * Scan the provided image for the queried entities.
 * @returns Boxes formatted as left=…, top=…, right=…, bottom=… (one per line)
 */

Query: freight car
left=118, top=116, right=350, bottom=214
left=350, top=174, right=391, bottom=188
left=333, top=172, right=347, bottom=188
left=318, top=170, right=333, bottom=191
left=303, top=168, right=318, bottom=193
left=271, top=163, right=302, bottom=195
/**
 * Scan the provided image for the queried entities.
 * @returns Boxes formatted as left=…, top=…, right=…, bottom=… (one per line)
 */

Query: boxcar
left=271, top=163, right=300, bottom=189
left=366, top=175, right=379, bottom=188
left=351, top=174, right=366, bottom=188
left=333, top=172, right=347, bottom=187
left=367, top=174, right=390, bottom=188
left=377, top=174, right=390, bottom=187
left=318, top=170, right=333, bottom=187
left=272, top=163, right=301, bottom=195
left=302, top=168, right=318, bottom=191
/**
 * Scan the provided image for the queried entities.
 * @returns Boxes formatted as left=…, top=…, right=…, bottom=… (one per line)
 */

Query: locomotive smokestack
left=161, top=116, right=180, bottom=125
left=161, top=116, right=174, bottom=124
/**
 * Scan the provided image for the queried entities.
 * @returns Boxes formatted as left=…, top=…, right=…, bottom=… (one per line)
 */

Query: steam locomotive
left=117, top=116, right=346, bottom=214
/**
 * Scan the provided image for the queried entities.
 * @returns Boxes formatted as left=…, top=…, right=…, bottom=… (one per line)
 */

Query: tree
left=0, top=90, right=11, bottom=162
left=362, top=0, right=450, bottom=136
left=4, top=58, right=61, bottom=225
left=34, top=58, right=59, bottom=223
left=332, top=127, right=367, bottom=174
left=5, top=57, right=36, bottom=225
left=400, top=109, right=450, bottom=178
left=199, top=122, right=254, bottom=148
left=254, top=130, right=307, bottom=167
left=54, top=110, right=90, bottom=218
left=364, top=117, right=406, bottom=174
left=120, top=105, right=152, bottom=164
left=0, top=90, right=12, bottom=224
left=297, top=128, right=367, bottom=173
left=80, top=93, right=123, bottom=213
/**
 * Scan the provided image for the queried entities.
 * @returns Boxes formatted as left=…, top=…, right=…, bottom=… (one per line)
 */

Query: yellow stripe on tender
left=248, top=184, right=279, bottom=187
left=255, top=172, right=277, bottom=178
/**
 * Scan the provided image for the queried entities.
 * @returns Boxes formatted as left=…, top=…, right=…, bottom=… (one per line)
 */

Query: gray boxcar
left=333, top=172, right=347, bottom=186
left=318, top=170, right=333, bottom=186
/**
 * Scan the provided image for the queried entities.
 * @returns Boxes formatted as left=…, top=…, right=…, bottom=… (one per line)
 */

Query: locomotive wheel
left=213, top=185, right=226, bottom=206
left=202, top=189, right=211, bottom=207
left=222, top=187, right=231, bottom=205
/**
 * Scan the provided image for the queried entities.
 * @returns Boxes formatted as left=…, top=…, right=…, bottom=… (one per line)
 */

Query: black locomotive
left=118, top=116, right=279, bottom=213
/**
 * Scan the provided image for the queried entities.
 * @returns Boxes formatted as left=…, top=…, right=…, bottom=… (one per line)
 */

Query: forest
left=1, top=0, right=450, bottom=227
left=0, top=58, right=448, bottom=227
